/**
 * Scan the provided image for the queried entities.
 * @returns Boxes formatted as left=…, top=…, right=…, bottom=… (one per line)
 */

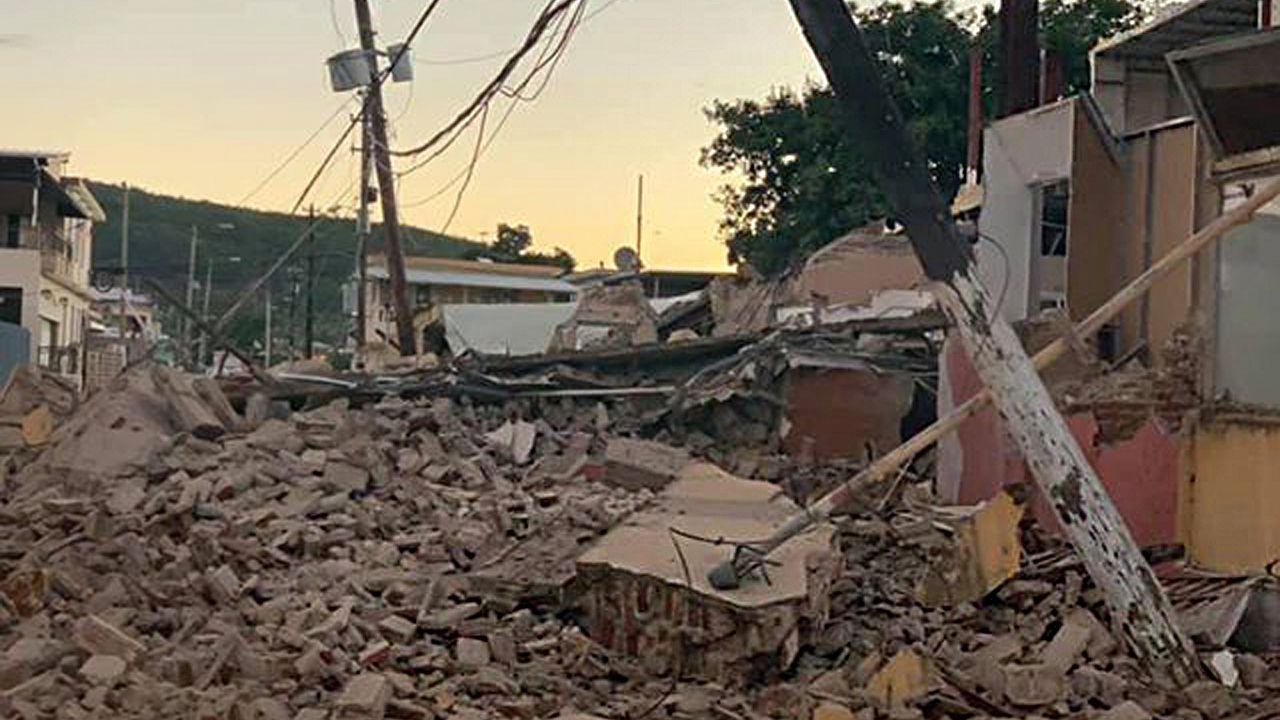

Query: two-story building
left=0, top=150, right=105, bottom=385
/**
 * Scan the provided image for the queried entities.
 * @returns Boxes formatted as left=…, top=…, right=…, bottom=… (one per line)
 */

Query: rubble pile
left=1060, top=326, right=1203, bottom=440
left=0, top=365, right=79, bottom=470
left=797, top=491, right=1280, bottom=720
left=0, top=364, right=669, bottom=719
left=0, top=360, right=1276, bottom=720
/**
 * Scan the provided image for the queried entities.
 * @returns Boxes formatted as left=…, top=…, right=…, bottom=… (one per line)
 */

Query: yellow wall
left=1184, top=421, right=1280, bottom=572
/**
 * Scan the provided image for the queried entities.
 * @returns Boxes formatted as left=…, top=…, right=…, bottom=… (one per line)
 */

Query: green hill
left=87, top=182, right=484, bottom=354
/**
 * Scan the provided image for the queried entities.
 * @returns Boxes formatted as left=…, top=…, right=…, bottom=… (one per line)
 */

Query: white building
left=0, top=150, right=105, bottom=384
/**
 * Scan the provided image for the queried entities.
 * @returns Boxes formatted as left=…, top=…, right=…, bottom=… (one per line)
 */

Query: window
left=1038, top=181, right=1070, bottom=257
left=0, top=288, right=21, bottom=325
left=4, top=215, right=21, bottom=249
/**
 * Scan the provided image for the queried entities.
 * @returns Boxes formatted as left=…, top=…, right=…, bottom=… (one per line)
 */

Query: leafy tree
left=467, top=223, right=576, bottom=272
left=702, top=0, right=1142, bottom=277
left=1042, top=0, right=1144, bottom=93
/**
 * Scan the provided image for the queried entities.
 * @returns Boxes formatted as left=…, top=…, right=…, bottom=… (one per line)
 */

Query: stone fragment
left=378, top=615, right=417, bottom=644
left=1098, top=701, right=1153, bottom=720
left=337, top=673, right=391, bottom=718
left=813, top=702, right=855, bottom=720
left=73, top=615, right=144, bottom=661
left=865, top=649, right=928, bottom=708
left=78, top=655, right=126, bottom=684
left=1003, top=664, right=1065, bottom=708
left=455, top=637, right=490, bottom=668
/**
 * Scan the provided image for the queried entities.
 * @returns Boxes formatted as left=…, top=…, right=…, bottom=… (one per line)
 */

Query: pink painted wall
left=936, top=336, right=1180, bottom=548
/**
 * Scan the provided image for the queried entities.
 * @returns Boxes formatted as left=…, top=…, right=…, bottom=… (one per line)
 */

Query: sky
left=3, top=0, right=861, bottom=271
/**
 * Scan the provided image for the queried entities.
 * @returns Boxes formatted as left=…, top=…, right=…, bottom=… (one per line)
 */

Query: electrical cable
left=440, top=103, right=489, bottom=233
left=238, top=98, right=354, bottom=207
left=291, top=0, right=448, bottom=215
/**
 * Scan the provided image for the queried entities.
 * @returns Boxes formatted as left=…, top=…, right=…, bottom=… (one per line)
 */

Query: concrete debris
left=549, top=281, right=659, bottom=353
left=1, top=355, right=1278, bottom=720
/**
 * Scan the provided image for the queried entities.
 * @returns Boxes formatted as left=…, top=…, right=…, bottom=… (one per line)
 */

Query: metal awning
left=1169, top=27, right=1280, bottom=170
left=367, top=266, right=578, bottom=294
left=1093, top=0, right=1258, bottom=71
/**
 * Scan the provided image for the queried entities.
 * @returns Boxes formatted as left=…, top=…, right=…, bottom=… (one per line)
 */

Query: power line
left=238, top=97, right=355, bottom=207
left=291, top=0, right=448, bottom=215
left=411, top=0, right=624, bottom=66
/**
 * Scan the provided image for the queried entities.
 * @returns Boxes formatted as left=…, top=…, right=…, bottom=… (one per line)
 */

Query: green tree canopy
left=702, top=0, right=1143, bottom=277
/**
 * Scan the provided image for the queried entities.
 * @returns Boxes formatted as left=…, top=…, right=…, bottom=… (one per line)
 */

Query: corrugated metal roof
left=367, top=266, right=579, bottom=294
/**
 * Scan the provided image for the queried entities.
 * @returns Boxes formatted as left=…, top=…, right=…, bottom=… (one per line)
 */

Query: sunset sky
left=4, top=0, right=976, bottom=270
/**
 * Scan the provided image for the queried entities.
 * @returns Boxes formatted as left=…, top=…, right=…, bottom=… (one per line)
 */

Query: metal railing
left=37, top=344, right=80, bottom=376
left=35, top=226, right=82, bottom=287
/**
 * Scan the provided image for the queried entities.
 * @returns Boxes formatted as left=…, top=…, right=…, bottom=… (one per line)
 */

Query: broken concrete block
left=602, top=437, right=690, bottom=491
left=337, top=673, right=391, bottom=718
left=455, top=637, right=490, bottom=668
left=485, top=420, right=537, bottom=465
left=207, top=564, right=242, bottom=605
left=1002, top=664, right=1065, bottom=708
left=78, top=655, right=126, bottom=684
left=865, top=649, right=928, bottom=708
left=919, top=490, right=1024, bottom=606
left=378, top=615, right=416, bottom=644
left=1040, top=611, right=1091, bottom=671
left=73, top=615, right=145, bottom=661
left=0, top=569, right=47, bottom=618
left=322, top=462, right=370, bottom=494
left=487, top=631, right=517, bottom=666
left=20, top=406, right=52, bottom=447
left=812, top=702, right=855, bottom=720
left=577, top=462, right=836, bottom=678
left=1098, top=701, right=1152, bottom=720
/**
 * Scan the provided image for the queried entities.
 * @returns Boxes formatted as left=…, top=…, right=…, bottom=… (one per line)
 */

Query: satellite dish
left=613, top=246, right=641, bottom=273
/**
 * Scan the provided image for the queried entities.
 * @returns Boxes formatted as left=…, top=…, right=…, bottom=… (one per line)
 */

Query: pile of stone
left=0, top=361, right=1275, bottom=720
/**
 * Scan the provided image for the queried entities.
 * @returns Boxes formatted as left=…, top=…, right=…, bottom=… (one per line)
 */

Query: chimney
left=999, top=0, right=1041, bottom=117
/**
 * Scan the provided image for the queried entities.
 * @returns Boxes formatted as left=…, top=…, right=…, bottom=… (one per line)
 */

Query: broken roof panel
left=1093, top=0, right=1258, bottom=69
left=1169, top=27, right=1280, bottom=166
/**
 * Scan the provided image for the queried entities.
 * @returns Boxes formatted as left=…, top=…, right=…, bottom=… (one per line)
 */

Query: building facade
left=360, top=254, right=577, bottom=353
left=0, top=151, right=105, bottom=385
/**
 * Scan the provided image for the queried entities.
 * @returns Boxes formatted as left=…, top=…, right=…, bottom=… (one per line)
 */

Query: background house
left=361, top=253, right=577, bottom=353
left=0, top=150, right=105, bottom=386
left=942, top=0, right=1280, bottom=572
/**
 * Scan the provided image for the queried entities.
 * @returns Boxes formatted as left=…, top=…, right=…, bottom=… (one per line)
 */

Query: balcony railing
left=37, top=345, right=80, bottom=376
left=35, top=226, right=81, bottom=287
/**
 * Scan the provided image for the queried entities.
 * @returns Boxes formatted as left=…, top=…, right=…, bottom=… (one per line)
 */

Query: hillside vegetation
left=88, top=182, right=483, bottom=352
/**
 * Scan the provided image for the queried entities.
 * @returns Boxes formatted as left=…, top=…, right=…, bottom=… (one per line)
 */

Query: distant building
left=361, top=254, right=577, bottom=352
left=0, top=150, right=105, bottom=385
left=90, top=288, right=161, bottom=340
left=565, top=267, right=730, bottom=298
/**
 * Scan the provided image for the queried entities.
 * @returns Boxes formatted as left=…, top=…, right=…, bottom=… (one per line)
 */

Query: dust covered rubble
left=0, top=363, right=1276, bottom=719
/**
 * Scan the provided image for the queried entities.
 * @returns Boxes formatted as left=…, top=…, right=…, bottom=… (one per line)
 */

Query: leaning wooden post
left=782, top=0, right=1202, bottom=683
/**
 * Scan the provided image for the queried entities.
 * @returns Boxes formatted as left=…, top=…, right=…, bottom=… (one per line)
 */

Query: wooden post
left=353, top=0, right=416, bottom=357
left=781, top=0, right=1201, bottom=683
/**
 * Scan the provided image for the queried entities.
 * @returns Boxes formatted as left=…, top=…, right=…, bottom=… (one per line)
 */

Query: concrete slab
left=575, top=462, right=836, bottom=678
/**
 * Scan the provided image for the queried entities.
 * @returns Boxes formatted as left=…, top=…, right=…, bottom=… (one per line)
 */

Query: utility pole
left=200, top=256, right=214, bottom=367
left=184, top=225, right=199, bottom=369
left=119, top=183, right=130, bottom=342
left=264, top=283, right=273, bottom=369
left=635, top=174, right=644, bottom=264
left=355, top=106, right=371, bottom=353
left=782, top=0, right=1201, bottom=683
left=306, top=205, right=316, bottom=358
left=353, top=0, right=415, bottom=356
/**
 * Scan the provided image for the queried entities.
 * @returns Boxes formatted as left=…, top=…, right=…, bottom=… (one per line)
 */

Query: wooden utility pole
left=782, top=0, right=1201, bottom=683
left=199, top=256, right=214, bottom=367
left=636, top=174, right=644, bottom=264
left=184, top=225, right=199, bottom=368
left=353, top=0, right=416, bottom=356
left=355, top=105, right=371, bottom=353
left=305, top=205, right=316, bottom=358
left=119, top=183, right=130, bottom=341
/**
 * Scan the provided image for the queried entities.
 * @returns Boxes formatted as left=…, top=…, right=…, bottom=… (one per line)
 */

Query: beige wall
left=793, top=249, right=923, bottom=308
left=0, top=249, right=42, bottom=359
